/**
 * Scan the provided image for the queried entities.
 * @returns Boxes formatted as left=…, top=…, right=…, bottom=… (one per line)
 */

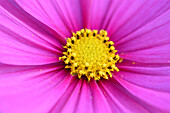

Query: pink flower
left=0, top=0, right=170, bottom=113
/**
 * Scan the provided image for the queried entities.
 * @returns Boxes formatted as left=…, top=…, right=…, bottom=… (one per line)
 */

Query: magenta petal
left=115, top=77, right=170, bottom=112
left=0, top=8, right=64, bottom=65
left=0, top=1, right=66, bottom=46
left=0, top=45, right=61, bottom=65
left=108, top=0, right=169, bottom=42
left=0, top=64, right=71, bottom=113
left=49, top=80, right=82, bottom=113
left=120, top=44, right=170, bottom=63
left=74, top=80, right=94, bottom=113
left=115, top=9, right=170, bottom=52
left=99, top=80, right=149, bottom=113
left=80, top=0, right=112, bottom=29
left=15, top=0, right=83, bottom=36
left=113, top=2, right=170, bottom=64
left=48, top=76, right=79, bottom=113
left=117, top=65, right=170, bottom=92
left=88, top=80, right=112, bottom=113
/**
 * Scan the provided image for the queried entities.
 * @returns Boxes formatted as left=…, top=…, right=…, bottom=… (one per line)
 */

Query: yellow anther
left=93, top=30, right=98, bottom=35
left=72, top=52, right=76, bottom=57
left=107, top=71, right=112, bottom=77
left=102, top=63, right=107, bottom=68
left=63, top=46, right=67, bottom=49
left=85, top=62, right=90, bottom=67
left=71, top=37, right=76, bottom=40
left=78, top=74, right=82, bottom=79
left=86, top=29, right=90, bottom=33
left=110, top=46, right=115, bottom=51
left=67, top=48, right=72, bottom=52
left=105, top=37, right=109, bottom=41
left=59, top=55, right=66, bottom=61
left=77, top=31, right=81, bottom=35
left=90, top=73, right=95, bottom=77
left=100, top=30, right=108, bottom=37
left=115, top=67, right=119, bottom=72
left=73, top=62, right=78, bottom=67
left=59, top=57, right=62, bottom=60
left=63, top=52, right=68, bottom=55
left=72, top=32, right=76, bottom=37
left=79, top=70, right=85, bottom=74
left=59, top=29, right=120, bottom=81
left=109, top=41, right=114, bottom=45
left=119, top=58, right=123, bottom=63
left=103, top=75, right=109, bottom=79
left=81, top=29, right=85, bottom=33
left=64, top=60, right=69, bottom=64
left=99, top=71, right=104, bottom=76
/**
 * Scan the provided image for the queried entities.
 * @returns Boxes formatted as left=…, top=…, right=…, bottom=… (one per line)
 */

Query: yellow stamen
left=59, top=29, right=120, bottom=81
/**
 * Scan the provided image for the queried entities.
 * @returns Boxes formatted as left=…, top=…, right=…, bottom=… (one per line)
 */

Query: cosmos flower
left=0, top=0, right=170, bottom=113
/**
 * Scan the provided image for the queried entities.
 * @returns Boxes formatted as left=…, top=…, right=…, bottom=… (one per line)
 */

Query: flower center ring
left=60, top=29, right=120, bottom=81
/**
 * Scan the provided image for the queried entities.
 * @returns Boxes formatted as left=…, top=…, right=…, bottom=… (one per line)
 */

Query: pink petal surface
left=0, top=0, right=169, bottom=113
left=116, top=9, right=170, bottom=63
left=0, top=6, right=63, bottom=65
left=74, top=80, right=94, bottom=113
left=117, top=65, right=170, bottom=92
left=80, top=0, right=111, bottom=29
left=115, top=77, right=170, bottom=113
left=99, top=80, right=149, bottom=113
left=88, top=80, right=112, bottom=113
left=49, top=78, right=81, bottom=113
left=15, top=0, right=83, bottom=37
left=80, top=0, right=169, bottom=36
left=115, top=9, right=170, bottom=52
left=0, top=1, right=66, bottom=46
left=115, top=9, right=170, bottom=64
left=108, top=0, right=169, bottom=42
left=0, top=63, right=74, bottom=113
left=119, top=44, right=170, bottom=63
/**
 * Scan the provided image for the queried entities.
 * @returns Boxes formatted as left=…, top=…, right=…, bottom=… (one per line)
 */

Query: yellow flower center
left=59, top=29, right=120, bottom=81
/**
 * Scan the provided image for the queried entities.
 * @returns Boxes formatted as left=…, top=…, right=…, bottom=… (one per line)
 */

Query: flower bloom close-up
left=0, top=0, right=170, bottom=113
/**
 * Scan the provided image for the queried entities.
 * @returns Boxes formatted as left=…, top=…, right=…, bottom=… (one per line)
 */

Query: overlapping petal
left=114, top=77, right=170, bottom=112
left=0, top=63, right=70, bottom=113
left=0, top=0, right=170, bottom=113
left=117, top=65, right=170, bottom=92
left=15, top=0, right=83, bottom=37
left=0, top=5, right=64, bottom=65
left=99, top=80, right=149, bottom=113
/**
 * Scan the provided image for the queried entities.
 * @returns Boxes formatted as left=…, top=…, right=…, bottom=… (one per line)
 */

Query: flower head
left=0, top=0, right=170, bottom=113
left=60, top=29, right=120, bottom=81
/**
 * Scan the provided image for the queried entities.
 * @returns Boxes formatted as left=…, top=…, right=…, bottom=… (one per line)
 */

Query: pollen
left=59, top=29, right=120, bottom=81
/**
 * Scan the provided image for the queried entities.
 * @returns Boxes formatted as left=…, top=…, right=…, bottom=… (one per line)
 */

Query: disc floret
left=59, top=29, right=120, bottom=81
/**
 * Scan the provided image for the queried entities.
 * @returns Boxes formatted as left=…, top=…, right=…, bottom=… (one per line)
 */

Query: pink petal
left=0, top=7, right=64, bottom=65
left=119, top=44, right=170, bottom=63
left=48, top=76, right=80, bottom=113
left=108, top=0, right=169, bottom=42
left=0, top=63, right=64, bottom=91
left=111, top=2, right=170, bottom=64
left=80, top=0, right=112, bottom=29
left=115, top=77, right=170, bottom=112
left=116, top=65, right=170, bottom=92
left=49, top=79, right=82, bottom=113
left=15, top=0, right=83, bottom=36
left=115, top=9, right=170, bottom=52
left=0, top=63, right=74, bottom=113
left=99, top=79, right=149, bottom=113
left=88, top=80, right=112, bottom=113
left=49, top=79, right=118, bottom=113
left=0, top=1, right=66, bottom=46
left=74, top=80, right=94, bottom=113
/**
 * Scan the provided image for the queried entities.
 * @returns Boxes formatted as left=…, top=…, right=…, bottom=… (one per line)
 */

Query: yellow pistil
left=59, top=29, right=120, bottom=81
